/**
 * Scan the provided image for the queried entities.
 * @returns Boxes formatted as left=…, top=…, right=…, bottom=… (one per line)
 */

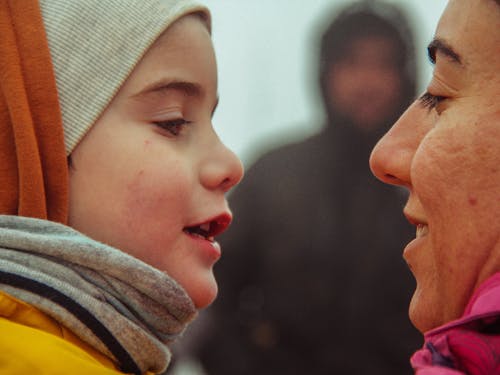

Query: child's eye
left=153, top=118, right=191, bottom=136
left=419, top=92, right=446, bottom=111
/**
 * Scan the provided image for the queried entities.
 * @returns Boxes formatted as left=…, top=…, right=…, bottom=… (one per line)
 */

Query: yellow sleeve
left=0, top=317, right=127, bottom=375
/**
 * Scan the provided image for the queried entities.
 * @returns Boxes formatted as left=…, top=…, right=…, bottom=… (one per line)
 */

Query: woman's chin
left=409, top=288, right=442, bottom=334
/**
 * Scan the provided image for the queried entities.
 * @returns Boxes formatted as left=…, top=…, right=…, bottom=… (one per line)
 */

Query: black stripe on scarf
left=0, top=270, right=142, bottom=375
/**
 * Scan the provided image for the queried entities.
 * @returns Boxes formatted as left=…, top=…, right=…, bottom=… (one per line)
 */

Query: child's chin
left=189, top=277, right=218, bottom=309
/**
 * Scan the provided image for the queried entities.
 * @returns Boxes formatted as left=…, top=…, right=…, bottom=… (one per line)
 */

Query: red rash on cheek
left=124, top=167, right=180, bottom=218
left=468, top=196, right=477, bottom=206
left=124, top=170, right=149, bottom=224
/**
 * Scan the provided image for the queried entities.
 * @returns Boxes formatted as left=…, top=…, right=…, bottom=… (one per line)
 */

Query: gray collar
left=0, top=215, right=196, bottom=374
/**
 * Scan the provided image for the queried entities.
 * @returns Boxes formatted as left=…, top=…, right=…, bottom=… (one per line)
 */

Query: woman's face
left=68, top=15, right=243, bottom=309
left=370, top=0, right=500, bottom=333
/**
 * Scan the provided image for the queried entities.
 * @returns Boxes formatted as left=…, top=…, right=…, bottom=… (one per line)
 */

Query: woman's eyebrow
left=427, top=38, right=463, bottom=66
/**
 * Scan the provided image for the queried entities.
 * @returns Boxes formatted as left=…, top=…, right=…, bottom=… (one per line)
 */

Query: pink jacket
left=411, top=272, right=500, bottom=374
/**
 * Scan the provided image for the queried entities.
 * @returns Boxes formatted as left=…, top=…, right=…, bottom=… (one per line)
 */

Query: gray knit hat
left=39, top=0, right=210, bottom=155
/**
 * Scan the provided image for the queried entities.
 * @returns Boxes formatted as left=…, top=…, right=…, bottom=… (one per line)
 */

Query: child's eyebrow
left=132, top=79, right=219, bottom=117
left=131, top=79, right=204, bottom=101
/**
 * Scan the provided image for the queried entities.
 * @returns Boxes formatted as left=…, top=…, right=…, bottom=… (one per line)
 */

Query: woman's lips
left=402, top=212, right=429, bottom=270
left=404, top=211, right=429, bottom=239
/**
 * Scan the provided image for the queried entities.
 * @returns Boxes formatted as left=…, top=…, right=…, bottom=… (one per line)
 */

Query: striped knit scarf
left=0, top=215, right=196, bottom=374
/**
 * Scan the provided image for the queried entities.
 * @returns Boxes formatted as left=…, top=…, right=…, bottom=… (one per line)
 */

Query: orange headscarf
left=0, top=0, right=68, bottom=223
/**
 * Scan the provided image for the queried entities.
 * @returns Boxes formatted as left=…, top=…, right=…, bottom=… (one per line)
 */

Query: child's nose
left=200, top=136, right=244, bottom=193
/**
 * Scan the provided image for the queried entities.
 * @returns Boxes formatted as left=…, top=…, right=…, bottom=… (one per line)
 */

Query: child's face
left=67, top=15, right=243, bottom=309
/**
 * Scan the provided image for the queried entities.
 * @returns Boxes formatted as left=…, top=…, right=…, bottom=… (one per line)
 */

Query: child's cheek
left=123, top=165, right=191, bottom=234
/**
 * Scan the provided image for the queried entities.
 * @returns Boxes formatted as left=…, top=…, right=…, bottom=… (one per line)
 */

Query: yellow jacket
left=0, top=290, right=153, bottom=374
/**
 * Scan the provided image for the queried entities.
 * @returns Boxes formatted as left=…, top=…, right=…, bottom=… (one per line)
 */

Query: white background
left=202, top=0, right=448, bottom=166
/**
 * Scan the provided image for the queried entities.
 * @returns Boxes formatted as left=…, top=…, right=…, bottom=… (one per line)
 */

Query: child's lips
left=182, top=214, right=231, bottom=262
left=183, top=212, right=232, bottom=241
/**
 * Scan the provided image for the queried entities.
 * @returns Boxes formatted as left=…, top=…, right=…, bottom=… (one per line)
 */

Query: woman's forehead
left=435, top=0, right=500, bottom=70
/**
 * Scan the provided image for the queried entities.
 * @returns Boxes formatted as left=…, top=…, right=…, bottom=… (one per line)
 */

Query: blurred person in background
left=193, top=1, right=422, bottom=374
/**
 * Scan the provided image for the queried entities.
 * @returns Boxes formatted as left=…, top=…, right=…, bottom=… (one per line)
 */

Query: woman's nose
left=200, top=133, right=244, bottom=193
left=369, top=101, right=425, bottom=188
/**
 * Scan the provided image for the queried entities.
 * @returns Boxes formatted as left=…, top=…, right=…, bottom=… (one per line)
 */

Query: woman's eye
left=419, top=92, right=446, bottom=111
left=153, top=118, right=190, bottom=136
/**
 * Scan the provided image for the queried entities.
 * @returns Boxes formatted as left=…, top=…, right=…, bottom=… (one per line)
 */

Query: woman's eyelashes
left=419, top=92, right=445, bottom=111
left=154, top=118, right=191, bottom=136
